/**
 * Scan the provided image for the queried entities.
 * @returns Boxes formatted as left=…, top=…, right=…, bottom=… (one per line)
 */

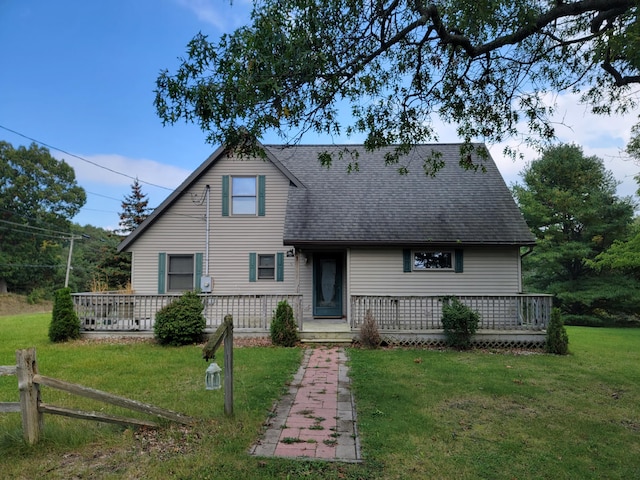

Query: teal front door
left=313, top=254, right=343, bottom=317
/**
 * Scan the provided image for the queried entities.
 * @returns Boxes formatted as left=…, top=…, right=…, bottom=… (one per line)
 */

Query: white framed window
left=413, top=250, right=453, bottom=270
left=167, top=254, right=194, bottom=291
left=258, top=254, right=275, bottom=280
left=232, top=176, right=256, bottom=215
left=249, top=252, right=284, bottom=282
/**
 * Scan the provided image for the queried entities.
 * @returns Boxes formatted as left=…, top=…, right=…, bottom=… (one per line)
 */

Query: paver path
left=249, top=346, right=361, bottom=462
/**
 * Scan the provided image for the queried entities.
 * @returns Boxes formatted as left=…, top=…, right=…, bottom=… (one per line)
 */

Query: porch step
left=300, top=321, right=355, bottom=344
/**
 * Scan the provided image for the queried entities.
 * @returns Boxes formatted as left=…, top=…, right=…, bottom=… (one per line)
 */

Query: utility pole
left=64, top=234, right=89, bottom=288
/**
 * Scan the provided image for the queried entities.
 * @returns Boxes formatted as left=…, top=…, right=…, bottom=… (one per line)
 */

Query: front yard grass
left=1, top=313, right=639, bottom=479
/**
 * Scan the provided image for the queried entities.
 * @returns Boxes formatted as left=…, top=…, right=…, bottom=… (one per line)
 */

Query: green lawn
left=1, top=314, right=639, bottom=479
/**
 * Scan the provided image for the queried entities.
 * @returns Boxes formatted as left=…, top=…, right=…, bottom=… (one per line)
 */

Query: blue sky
left=1, top=0, right=638, bottom=230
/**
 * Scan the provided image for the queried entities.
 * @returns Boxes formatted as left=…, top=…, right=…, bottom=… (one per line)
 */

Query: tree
left=49, top=287, right=81, bottom=342
left=0, top=142, right=86, bottom=294
left=155, top=0, right=639, bottom=170
left=590, top=219, right=640, bottom=278
left=118, top=178, right=152, bottom=235
left=513, top=144, right=639, bottom=325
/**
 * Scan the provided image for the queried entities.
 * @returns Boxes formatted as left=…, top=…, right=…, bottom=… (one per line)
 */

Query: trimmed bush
left=441, top=296, right=480, bottom=350
left=270, top=300, right=299, bottom=347
left=49, top=287, right=81, bottom=342
left=154, top=291, right=206, bottom=346
left=359, top=309, right=382, bottom=348
left=546, top=308, right=569, bottom=355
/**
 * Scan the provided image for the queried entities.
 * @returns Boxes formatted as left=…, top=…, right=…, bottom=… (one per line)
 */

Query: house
left=75, top=143, right=550, bottom=346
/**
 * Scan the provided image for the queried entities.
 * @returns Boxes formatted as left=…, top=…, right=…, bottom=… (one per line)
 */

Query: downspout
left=205, top=185, right=210, bottom=276
left=518, top=246, right=534, bottom=293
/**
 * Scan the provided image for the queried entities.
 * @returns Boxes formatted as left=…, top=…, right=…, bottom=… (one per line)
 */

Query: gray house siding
left=126, top=153, right=296, bottom=296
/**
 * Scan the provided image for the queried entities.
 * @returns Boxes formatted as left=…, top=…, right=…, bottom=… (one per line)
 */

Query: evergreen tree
left=118, top=178, right=151, bottom=235
left=513, top=144, right=640, bottom=325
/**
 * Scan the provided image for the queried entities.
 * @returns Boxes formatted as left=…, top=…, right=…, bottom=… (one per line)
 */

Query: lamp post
left=64, top=234, right=89, bottom=288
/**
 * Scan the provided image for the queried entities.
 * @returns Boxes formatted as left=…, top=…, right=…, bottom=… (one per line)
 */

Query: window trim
left=249, top=251, right=285, bottom=282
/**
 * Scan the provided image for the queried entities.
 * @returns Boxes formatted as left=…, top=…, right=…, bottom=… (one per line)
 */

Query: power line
left=86, top=191, right=122, bottom=202
left=0, top=219, right=72, bottom=237
left=0, top=124, right=173, bottom=191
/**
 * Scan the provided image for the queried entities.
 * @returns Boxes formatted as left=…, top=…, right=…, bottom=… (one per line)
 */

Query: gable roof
left=118, top=142, right=534, bottom=252
left=117, top=144, right=303, bottom=252
left=268, top=144, right=534, bottom=247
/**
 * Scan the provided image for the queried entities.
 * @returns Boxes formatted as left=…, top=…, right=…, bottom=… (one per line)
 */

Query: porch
left=72, top=293, right=552, bottom=347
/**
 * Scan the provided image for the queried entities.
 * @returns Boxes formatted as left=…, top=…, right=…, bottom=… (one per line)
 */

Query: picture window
left=413, top=251, right=453, bottom=270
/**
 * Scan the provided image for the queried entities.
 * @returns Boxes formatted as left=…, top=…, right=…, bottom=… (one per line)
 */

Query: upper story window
left=413, top=251, right=453, bottom=270
left=232, top=177, right=256, bottom=215
left=222, top=175, right=265, bottom=216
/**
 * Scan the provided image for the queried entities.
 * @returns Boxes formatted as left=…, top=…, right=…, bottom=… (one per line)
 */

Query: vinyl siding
left=126, top=153, right=296, bottom=295
left=348, top=246, right=522, bottom=296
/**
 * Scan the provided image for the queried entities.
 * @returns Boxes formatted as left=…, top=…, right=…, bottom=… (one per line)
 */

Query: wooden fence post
left=16, top=348, right=42, bottom=445
left=223, top=316, right=233, bottom=417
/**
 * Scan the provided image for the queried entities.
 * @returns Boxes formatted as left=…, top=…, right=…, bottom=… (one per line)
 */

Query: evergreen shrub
left=154, top=291, right=206, bottom=346
left=270, top=300, right=299, bottom=347
left=359, top=309, right=382, bottom=348
left=441, top=296, right=479, bottom=350
left=49, top=287, right=81, bottom=342
left=546, top=308, right=569, bottom=355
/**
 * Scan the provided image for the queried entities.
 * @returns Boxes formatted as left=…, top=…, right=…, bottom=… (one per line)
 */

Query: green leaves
left=155, top=0, right=639, bottom=169
left=0, top=141, right=86, bottom=293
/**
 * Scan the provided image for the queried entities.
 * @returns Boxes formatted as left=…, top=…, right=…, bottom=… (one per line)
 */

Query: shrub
left=270, top=300, right=299, bottom=347
left=359, top=309, right=382, bottom=348
left=546, top=308, right=569, bottom=355
left=154, top=291, right=206, bottom=346
left=441, top=296, right=480, bottom=350
left=49, top=287, right=81, bottom=342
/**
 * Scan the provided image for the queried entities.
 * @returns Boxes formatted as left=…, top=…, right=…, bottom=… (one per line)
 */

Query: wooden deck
left=72, top=293, right=552, bottom=347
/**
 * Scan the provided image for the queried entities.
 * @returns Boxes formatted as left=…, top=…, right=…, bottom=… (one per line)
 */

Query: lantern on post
left=205, top=362, right=222, bottom=390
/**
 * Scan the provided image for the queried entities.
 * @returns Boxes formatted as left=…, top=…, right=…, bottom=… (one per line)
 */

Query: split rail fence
left=0, top=348, right=193, bottom=445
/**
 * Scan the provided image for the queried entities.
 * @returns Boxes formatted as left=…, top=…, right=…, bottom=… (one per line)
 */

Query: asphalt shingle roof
left=267, top=144, right=535, bottom=247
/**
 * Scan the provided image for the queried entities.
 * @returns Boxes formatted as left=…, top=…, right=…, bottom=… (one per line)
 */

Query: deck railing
left=72, top=293, right=303, bottom=332
left=72, top=293, right=551, bottom=333
left=350, top=294, right=552, bottom=331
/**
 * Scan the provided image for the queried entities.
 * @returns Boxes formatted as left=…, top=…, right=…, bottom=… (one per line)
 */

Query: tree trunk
left=0, top=278, right=7, bottom=294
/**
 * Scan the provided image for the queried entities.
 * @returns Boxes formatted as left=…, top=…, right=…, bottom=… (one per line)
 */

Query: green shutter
left=222, top=175, right=229, bottom=216
left=195, top=252, right=203, bottom=290
left=276, top=252, right=284, bottom=282
left=403, top=249, right=412, bottom=273
left=258, top=175, right=266, bottom=216
left=249, top=252, right=257, bottom=282
left=455, top=249, right=464, bottom=273
left=158, top=252, right=166, bottom=294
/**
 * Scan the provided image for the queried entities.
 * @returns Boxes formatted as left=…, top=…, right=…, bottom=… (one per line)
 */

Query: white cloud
left=175, top=0, right=251, bottom=31
left=56, top=152, right=191, bottom=190
left=491, top=92, right=639, bottom=199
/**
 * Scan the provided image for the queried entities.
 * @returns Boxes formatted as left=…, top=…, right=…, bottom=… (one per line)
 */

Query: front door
left=313, top=253, right=343, bottom=317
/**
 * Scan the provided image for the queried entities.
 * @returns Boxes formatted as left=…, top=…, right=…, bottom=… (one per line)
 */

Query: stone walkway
left=249, top=346, right=361, bottom=462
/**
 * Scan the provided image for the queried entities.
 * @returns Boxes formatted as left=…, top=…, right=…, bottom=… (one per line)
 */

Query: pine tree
left=118, top=178, right=151, bottom=235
